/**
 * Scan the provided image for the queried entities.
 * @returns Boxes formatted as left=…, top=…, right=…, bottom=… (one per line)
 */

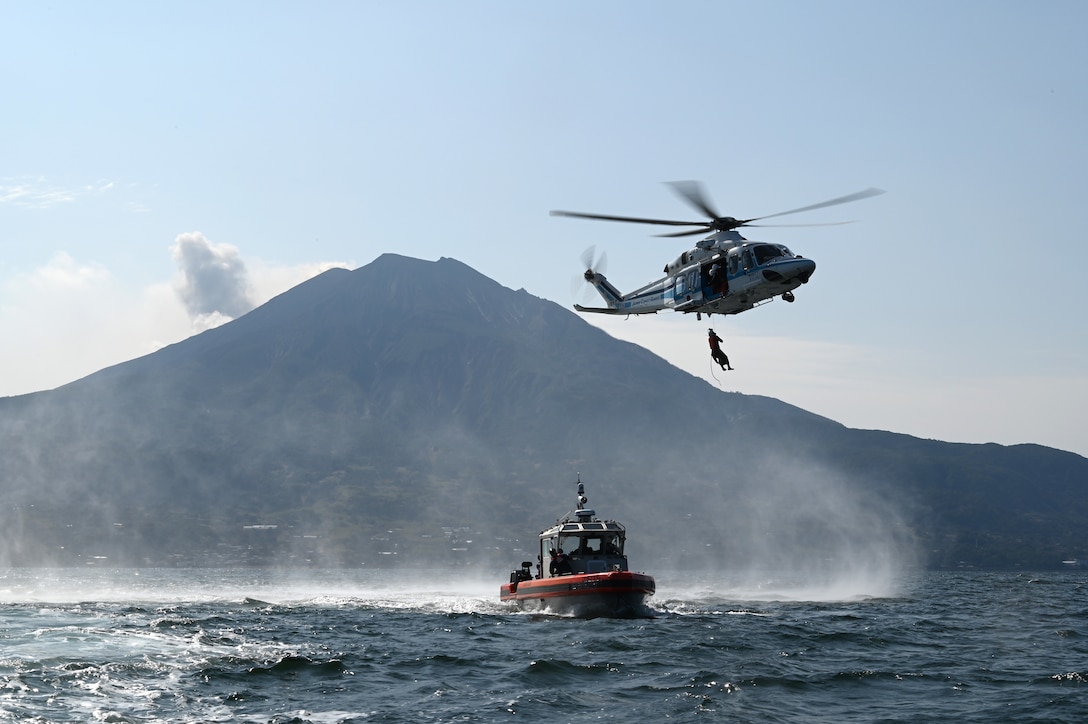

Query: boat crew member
left=549, top=548, right=572, bottom=575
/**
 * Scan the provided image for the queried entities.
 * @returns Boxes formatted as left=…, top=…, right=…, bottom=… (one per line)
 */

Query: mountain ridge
left=0, top=254, right=1083, bottom=570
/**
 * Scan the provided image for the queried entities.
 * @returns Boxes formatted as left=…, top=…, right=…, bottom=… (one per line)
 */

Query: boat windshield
left=563, top=534, right=623, bottom=557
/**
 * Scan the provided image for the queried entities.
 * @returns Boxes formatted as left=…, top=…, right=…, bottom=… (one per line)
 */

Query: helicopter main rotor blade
left=550, top=210, right=706, bottom=228
left=553, top=185, right=884, bottom=237
left=665, top=180, right=720, bottom=220
left=656, top=227, right=715, bottom=238
left=656, top=220, right=854, bottom=236
left=744, top=187, right=884, bottom=224
left=743, top=221, right=855, bottom=228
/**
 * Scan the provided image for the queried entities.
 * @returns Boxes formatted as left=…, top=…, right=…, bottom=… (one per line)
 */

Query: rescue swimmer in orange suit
left=707, top=328, right=734, bottom=371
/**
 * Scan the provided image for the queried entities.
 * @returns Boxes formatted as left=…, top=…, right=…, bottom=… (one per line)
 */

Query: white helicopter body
left=554, top=183, right=881, bottom=320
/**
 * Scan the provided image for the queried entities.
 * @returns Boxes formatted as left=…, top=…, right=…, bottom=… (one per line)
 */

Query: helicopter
left=552, top=182, right=884, bottom=320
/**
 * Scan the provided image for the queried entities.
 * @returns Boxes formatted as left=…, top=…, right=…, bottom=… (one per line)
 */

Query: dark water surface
left=0, top=568, right=1086, bottom=722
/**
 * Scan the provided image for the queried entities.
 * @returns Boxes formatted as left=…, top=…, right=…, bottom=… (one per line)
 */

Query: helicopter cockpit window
left=753, top=244, right=788, bottom=265
left=727, top=253, right=739, bottom=275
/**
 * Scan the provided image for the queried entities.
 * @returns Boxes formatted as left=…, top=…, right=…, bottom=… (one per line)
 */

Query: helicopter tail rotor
left=571, top=245, right=608, bottom=304
left=581, top=245, right=608, bottom=278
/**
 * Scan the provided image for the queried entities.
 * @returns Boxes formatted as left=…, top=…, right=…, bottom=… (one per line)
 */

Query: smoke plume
left=172, top=232, right=253, bottom=327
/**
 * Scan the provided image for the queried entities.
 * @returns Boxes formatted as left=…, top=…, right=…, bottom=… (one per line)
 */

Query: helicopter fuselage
left=575, top=232, right=816, bottom=317
left=556, top=182, right=880, bottom=320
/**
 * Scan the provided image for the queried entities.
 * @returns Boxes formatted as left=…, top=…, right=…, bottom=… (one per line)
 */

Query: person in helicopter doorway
left=708, top=262, right=728, bottom=297
left=707, top=328, right=734, bottom=371
left=549, top=548, right=573, bottom=576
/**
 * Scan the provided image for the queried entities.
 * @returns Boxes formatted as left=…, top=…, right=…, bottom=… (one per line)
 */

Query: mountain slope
left=0, top=254, right=1084, bottom=569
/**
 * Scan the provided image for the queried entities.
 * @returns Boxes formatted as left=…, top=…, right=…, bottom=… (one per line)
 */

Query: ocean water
left=0, top=568, right=1086, bottom=723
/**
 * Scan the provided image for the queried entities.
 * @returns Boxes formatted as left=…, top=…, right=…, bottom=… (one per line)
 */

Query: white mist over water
left=0, top=565, right=906, bottom=614
left=0, top=446, right=919, bottom=608
left=652, top=453, right=921, bottom=602
left=0, top=568, right=504, bottom=610
left=653, top=570, right=916, bottom=608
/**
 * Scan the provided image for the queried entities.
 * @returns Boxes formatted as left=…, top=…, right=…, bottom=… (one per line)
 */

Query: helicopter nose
left=796, top=258, right=815, bottom=283
left=762, top=258, right=816, bottom=284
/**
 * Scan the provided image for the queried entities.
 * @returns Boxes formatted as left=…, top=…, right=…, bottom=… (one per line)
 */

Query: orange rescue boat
left=500, top=475, right=655, bottom=618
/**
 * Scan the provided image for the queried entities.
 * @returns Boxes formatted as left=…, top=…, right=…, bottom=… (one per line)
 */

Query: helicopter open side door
left=701, top=257, right=729, bottom=300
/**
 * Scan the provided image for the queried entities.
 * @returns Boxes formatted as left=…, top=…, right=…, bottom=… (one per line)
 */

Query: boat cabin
left=538, top=509, right=629, bottom=578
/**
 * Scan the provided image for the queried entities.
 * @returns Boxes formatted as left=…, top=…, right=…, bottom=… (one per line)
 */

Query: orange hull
left=500, top=570, right=655, bottom=618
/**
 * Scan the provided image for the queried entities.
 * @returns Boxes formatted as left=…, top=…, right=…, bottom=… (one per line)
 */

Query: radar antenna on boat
left=574, top=473, right=595, bottom=522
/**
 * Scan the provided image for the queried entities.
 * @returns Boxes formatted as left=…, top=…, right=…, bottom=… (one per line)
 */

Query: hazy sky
left=3, top=2, right=1085, bottom=457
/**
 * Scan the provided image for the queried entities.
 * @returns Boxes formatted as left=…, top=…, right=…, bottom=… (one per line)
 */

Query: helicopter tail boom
left=576, top=271, right=626, bottom=312
left=574, top=271, right=662, bottom=315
